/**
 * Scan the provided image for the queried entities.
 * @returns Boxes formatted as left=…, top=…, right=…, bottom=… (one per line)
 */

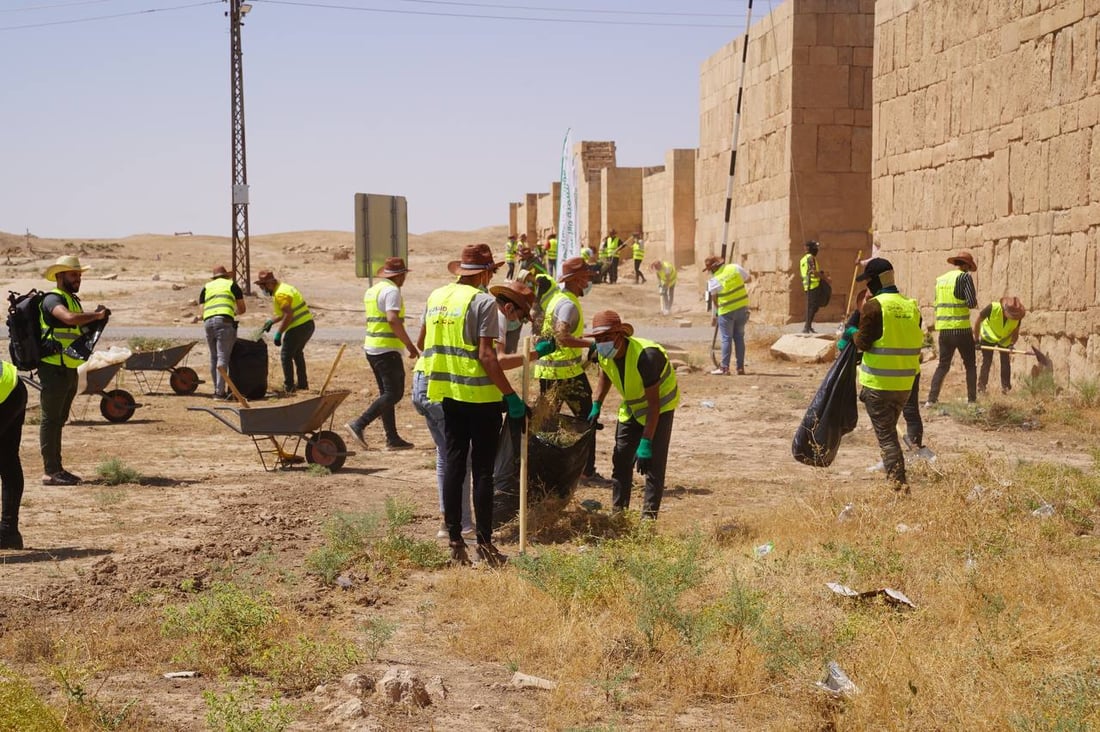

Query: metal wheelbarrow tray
left=124, top=341, right=202, bottom=395
left=188, top=390, right=355, bottom=472
left=20, top=360, right=140, bottom=423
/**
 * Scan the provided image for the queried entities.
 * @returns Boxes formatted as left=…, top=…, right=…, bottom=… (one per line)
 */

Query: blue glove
left=587, top=401, right=601, bottom=425
left=503, top=392, right=526, bottom=420
left=837, top=325, right=858, bottom=351
left=261, top=319, right=274, bottom=333
left=534, top=337, right=556, bottom=358
left=273, top=331, right=282, bottom=347
left=635, top=437, right=653, bottom=476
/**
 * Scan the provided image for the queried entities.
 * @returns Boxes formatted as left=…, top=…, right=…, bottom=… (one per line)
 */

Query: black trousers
left=38, top=361, right=77, bottom=475
left=978, top=345, right=1012, bottom=393
left=441, top=398, right=502, bottom=546
left=1, top=379, right=28, bottom=534
left=611, top=410, right=675, bottom=519
left=539, top=373, right=596, bottom=475
left=506, top=261, right=516, bottom=279
left=280, top=320, right=315, bottom=391
left=927, top=328, right=977, bottom=403
left=609, top=257, right=619, bottom=284
left=860, top=386, right=909, bottom=486
left=804, top=287, right=824, bottom=331
left=903, top=372, right=924, bottom=447
left=354, top=351, right=406, bottom=442
left=633, top=259, right=646, bottom=283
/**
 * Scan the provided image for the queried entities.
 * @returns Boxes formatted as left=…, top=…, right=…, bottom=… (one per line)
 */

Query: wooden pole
left=519, top=335, right=531, bottom=554
left=319, top=343, right=347, bottom=395
left=845, top=249, right=863, bottom=315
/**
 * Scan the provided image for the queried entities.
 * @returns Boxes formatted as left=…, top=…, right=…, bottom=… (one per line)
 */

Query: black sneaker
left=344, top=422, right=367, bottom=449
left=385, top=438, right=414, bottom=450
left=581, top=472, right=613, bottom=488
left=42, top=471, right=80, bottom=486
left=449, top=541, right=471, bottom=567
left=475, top=543, right=508, bottom=568
left=0, top=530, right=23, bottom=550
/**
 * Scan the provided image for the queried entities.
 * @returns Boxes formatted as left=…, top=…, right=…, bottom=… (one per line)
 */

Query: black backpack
left=6, top=290, right=53, bottom=371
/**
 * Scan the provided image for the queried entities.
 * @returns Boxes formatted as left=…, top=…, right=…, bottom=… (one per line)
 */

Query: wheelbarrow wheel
left=100, top=389, right=136, bottom=423
left=169, top=367, right=200, bottom=395
left=305, top=430, right=347, bottom=472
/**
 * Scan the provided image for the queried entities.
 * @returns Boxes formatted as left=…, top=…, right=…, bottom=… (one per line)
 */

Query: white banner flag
left=556, top=129, right=579, bottom=261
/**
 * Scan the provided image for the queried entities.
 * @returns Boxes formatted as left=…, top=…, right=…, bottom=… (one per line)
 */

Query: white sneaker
left=866, top=460, right=885, bottom=473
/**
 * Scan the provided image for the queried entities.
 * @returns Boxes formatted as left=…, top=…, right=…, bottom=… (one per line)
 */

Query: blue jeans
left=204, top=316, right=237, bottom=396
left=411, top=371, right=472, bottom=530
left=717, top=307, right=749, bottom=371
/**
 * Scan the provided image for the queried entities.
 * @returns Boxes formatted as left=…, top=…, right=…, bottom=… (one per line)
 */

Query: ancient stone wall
left=535, top=183, right=560, bottom=239
left=642, top=150, right=697, bottom=266
left=874, top=0, right=1100, bottom=381
left=601, top=167, right=645, bottom=243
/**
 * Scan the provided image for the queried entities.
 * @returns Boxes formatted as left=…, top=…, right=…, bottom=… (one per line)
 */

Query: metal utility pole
left=228, top=0, right=252, bottom=294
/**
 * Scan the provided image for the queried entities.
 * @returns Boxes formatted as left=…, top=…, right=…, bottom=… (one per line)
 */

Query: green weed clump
left=255, top=636, right=362, bottom=694
left=1070, top=376, right=1100, bottom=409
left=0, top=664, right=64, bottom=732
left=203, top=678, right=293, bottom=732
left=126, top=337, right=178, bottom=352
left=161, top=582, right=278, bottom=675
left=96, top=458, right=141, bottom=486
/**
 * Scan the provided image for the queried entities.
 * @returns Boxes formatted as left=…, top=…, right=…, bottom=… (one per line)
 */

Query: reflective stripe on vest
left=504, top=240, right=517, bottom=262
left=597, top=336, right=680, bottom=426
left=533, top=289, right=584, bottom=380
left=39, top=288, right=85, bottom=367
left=657, top=262, right=677, bottom=287
left=714, top=264, right=748, bottom=315
left=363, top=279, right=405, bottom=351
left=273, top=282, right=313, bottom=331
left=547, top=237, right=558, bottom=258
left=934, top=269, right=970, bottom=330
left=800, top=253, right=820, bottom=291
left=202, top=277, right=237, bottom=320
left=858, top=293, right=923, bottom=391
left=0, top=361, right=16, bottom=403
left=980, top=301, right=1019, bottom=347
left=603, top=237, right=620, bottom=259
left=423, top=283, right=502, bottom=403
left=632, top=242, right=645, bottom=261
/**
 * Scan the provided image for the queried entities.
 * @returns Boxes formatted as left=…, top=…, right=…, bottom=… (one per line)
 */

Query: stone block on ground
left=770, top=334, right=837, bottom=363
left=377, top=667, right=431, bottom=708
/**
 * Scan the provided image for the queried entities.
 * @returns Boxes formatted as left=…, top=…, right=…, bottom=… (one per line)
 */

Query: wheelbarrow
left=124, top=341, right=201, bottom=395
left=20, top=360, right=140, bottom=423
left=187, top=348, right=355, bottom=472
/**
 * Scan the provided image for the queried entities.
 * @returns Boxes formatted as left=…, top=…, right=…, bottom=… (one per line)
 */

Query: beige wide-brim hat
left=44, top=255, right=91, bottom=282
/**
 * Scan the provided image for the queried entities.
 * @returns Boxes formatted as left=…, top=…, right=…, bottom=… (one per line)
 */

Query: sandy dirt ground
left=1, top=229, right=1094, bottom=729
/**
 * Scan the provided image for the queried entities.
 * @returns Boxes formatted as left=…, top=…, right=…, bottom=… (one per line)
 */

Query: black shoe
left=0, top=530, right=23, bottom=550
left=581, top=471, right=613, bottom=488
left=385, top=438, right=414, bottom=450
left=449, top=541, right=471, bottom=567
left=475, top=543, right=508, bottom=568
left=42, top=471, right=80, bottom=486
left=344, top=422, right=367, bottom=449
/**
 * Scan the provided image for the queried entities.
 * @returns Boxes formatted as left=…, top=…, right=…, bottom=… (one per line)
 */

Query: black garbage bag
left=493, top=413, right=595, bottom=526
left=230, top=337, right=268, bottom=400
left=792, top=344, right=858, bottom=467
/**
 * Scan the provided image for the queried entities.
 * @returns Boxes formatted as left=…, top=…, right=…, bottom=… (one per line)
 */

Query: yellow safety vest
left=272, top=282, right=313, bottom=331
left=533, top=289, right=584, bottom=380
left=656, top=262, right=677, bottom=287
left=632, top=241, right=645, bottom=261
left=597, top=336, right=680, bottom=426
left=547, top=237, right=558, bottom=258
left=603, top=237, right=620, bottom=260
left=800, top=253, right=820, bottom=291
left=533, top=274, right=557, bottom=314
left=581, top=248, right=594, bottom=264
left=504, top=239, right=518, bottom=262
left=423, top=283, right=501, bottom=404
left=713, top=264, right=748, bottom=316
left=0, top=361, right=17, bottom=403
left=858, top=293, right=923, bottom=391
left=39, top=289, right=86, bottom=368
left=980, top=301, right=1019, bottom=347
left=202, top=277, right=237, bottom=320
left=934, top=269, right=970, bottom=331
left=362, top=279, right=405, bottom=351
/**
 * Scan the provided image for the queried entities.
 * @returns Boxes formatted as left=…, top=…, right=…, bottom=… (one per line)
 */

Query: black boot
left=0, top=528, right=23, bottom=550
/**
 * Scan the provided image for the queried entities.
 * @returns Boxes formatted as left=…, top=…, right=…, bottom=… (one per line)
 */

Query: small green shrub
left=1070, top=377, right=1100, bottom=409
left=127, top=337, right=179, bottom=352
left=361, top=617, right=398, bottom=662
left=55, top=666, right=138, bottom=731
left=1021, top=369, right=1058, bottom=398
left=203, top=678, right=293, bottom=732
left=305, top=464, right=331, bottom=477
left=256, top=635, right=363, bottom=693
left=96, top=458, right=141, bottom=486
left=0, top=664, right=64, bottom=732
left=161, top=583, right=278, bottom=675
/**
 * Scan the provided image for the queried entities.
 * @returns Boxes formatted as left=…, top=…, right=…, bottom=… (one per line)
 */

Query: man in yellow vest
left=534, top=256, right=606, bottom=483
left=199, top=265, right=246, bottom=399
left=704, top=255, right=752, bottom=375
left=586, top=311, right=679, bottom=519
left=1, top=359, right=29, bottom=548
left=345, top=258, right=419, bottom=450
left=603, top=229, right=622, bottom=284
left=651, top=259, right=677, bottom=316
left=845, top=258, right=923, bottom=488
left=800, top=240, right=828, bottom=333
left=926, top=250, right=979, bottom=405
left=630, top=233, right=647, bottom=284
left=256, top=270, right=315, bottom=394
left=545, top=231, right=558, bottom=278
left=503, top=234, right=518, bottom=280
left=974, top=295, right=1026, bottom=395
left=420, top=243, right=525, bottom=567
left=37, top=256, right=110, bottom=486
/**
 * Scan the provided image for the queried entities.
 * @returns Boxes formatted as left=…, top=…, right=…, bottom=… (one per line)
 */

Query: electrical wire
left=393, top=0, right=741, bottom=19
left=0, top=0, right=219, bottom=30
left=1, top=0, right=116, bottom=13
left=253, top=0, right=741, bottom=29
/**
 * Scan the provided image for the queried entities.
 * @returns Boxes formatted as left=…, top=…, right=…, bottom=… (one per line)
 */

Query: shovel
left=980, top=343, right=1054, bottom=373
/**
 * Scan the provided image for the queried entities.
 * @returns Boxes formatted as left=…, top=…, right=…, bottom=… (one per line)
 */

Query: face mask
left=582, top=282, right=593, bottom=297
left=594, top=340, right=617, bottom=358
left=506, top=318, right=522, bottom=332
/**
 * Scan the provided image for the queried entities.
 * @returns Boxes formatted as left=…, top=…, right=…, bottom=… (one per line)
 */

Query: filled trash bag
left=792, top=343, right=858, bottom=467
left=230, top=337, right=268, bottom=400
left=493, top=413, right=595, bottom=525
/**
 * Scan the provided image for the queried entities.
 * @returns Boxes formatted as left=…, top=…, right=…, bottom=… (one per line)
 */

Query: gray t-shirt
left=552, top=296, right=581, bottom=334
left=365, top=284, right=405, bottom=355
left=465, top=292, right=499, bottom=347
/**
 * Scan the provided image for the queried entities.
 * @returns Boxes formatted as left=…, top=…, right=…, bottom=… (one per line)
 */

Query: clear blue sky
left=1, top=0, right=748, bottom=238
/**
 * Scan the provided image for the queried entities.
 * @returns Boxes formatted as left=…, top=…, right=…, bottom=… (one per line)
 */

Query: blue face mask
left=594, top=340, right=617, bottom=358
left=506, top=318, right=522, bottom=332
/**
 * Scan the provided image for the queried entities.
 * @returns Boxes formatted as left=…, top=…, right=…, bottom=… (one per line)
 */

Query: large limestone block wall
left=642, top=167, right=669, bottom=259
left=642, top=150, right=697, bottom=266
left=697, top=0, right=874, bottom=322
left=873, top=0, right=1100, bottom=381
left=601, top=167, right=645, bottom=241
left=536, top=183, right=560, bottom=238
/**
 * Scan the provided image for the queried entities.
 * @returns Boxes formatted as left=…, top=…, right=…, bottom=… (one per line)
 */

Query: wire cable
left=394, top=0, right=741, bottom=19
left=0, top=0, right=219, bottom=30
left=1, top=0, right=117, bottom=13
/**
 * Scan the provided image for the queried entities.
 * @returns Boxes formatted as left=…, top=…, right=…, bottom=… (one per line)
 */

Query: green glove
left=262, top=319, right=274, bottom=333
left=635, top=437, right=653, bottom=476
left=503, top=392, right=526, bottom=420
left=534, top=337, right=556, bottom=358
left=273, top=331, right=282, bottom=347
left=587, top=401, right=601, bottom=425
left=837, top=325, right=858, bottom=351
